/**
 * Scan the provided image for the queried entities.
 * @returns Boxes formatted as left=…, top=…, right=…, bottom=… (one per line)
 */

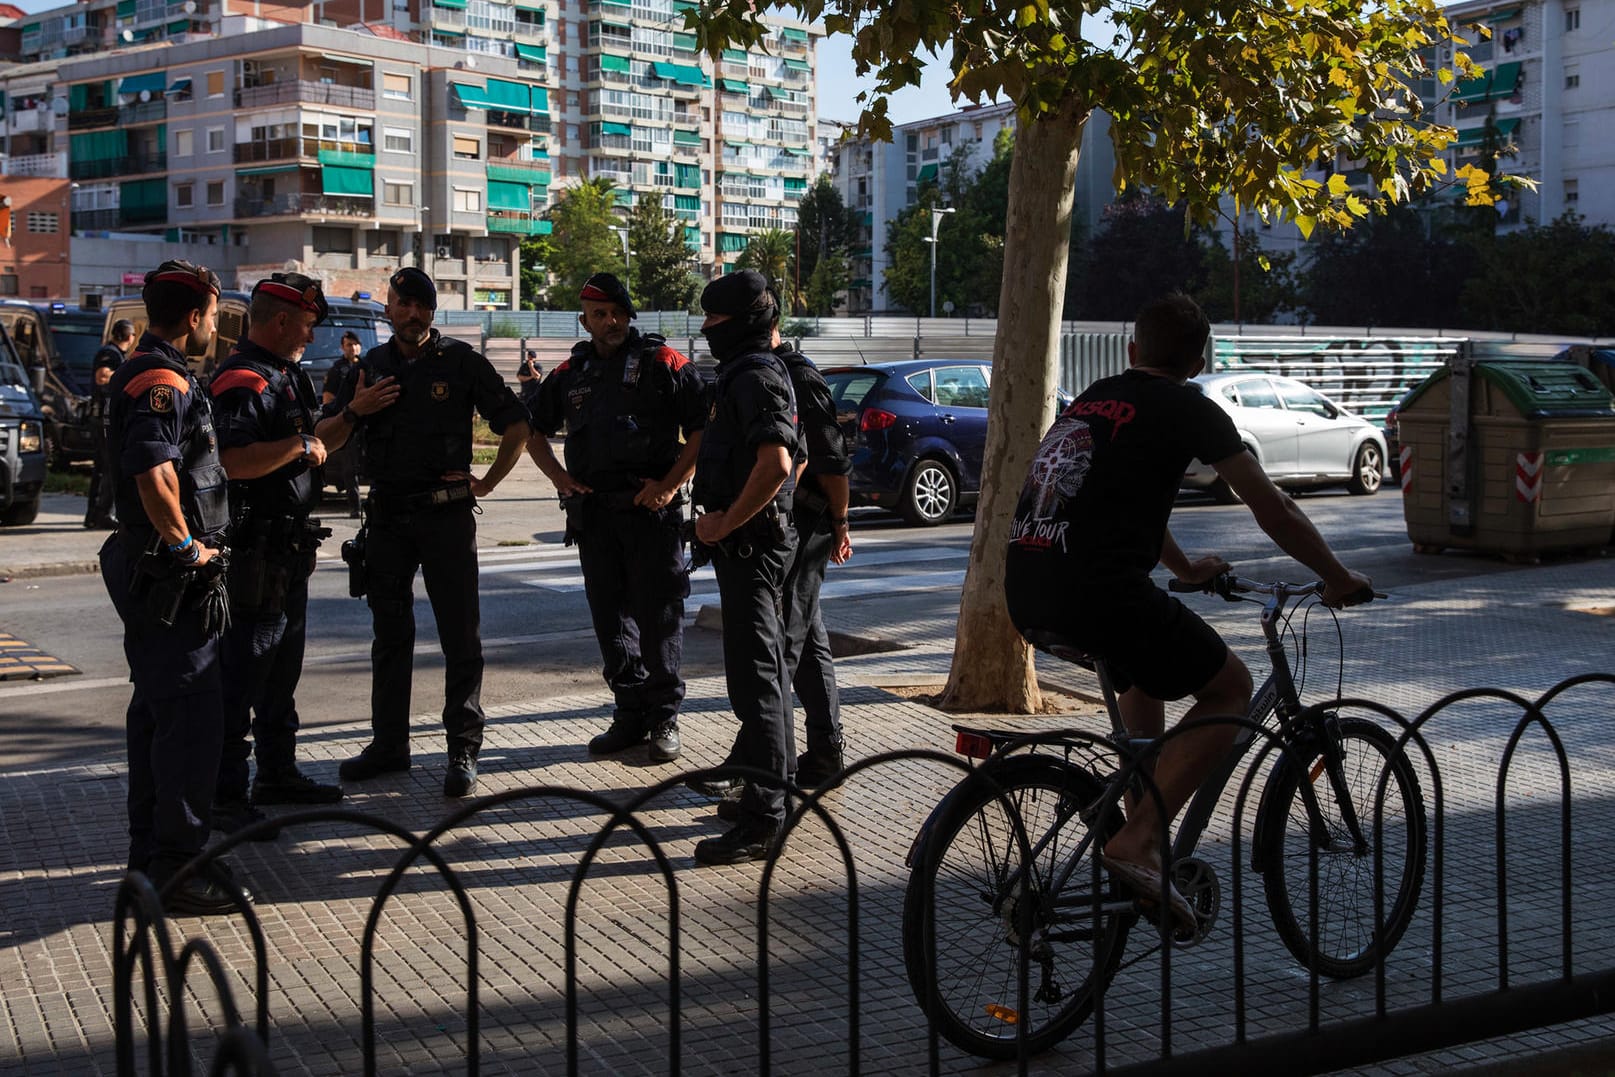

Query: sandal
left=1100, top=853, right=1197, bottom=936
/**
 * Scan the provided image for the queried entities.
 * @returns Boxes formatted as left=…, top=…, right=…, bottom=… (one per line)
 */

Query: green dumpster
left=1399, top=359, right=1615, bottom=559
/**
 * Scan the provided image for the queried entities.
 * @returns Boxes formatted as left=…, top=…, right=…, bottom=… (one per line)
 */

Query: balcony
left=117, top=99, right=168, bottom=126
left=234, top=192, right=375, bottom=219
left=68, top=107, right=120, bottom=131
left=488, top=213, right=543, bottom=236
left=6, top=108, right=46, bottom=135
left=236, top=81, right=376, bottom=111
left=234, top=138, right=374, bottom=164
left=70, top=154, right=167, bottom=180
left=0, top=152, right=68, bottom=178
left=486, top=158, right=553, bottom=182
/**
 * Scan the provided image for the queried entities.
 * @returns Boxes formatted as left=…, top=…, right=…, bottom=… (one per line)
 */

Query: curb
left=1, top=560, right=102, bottom=581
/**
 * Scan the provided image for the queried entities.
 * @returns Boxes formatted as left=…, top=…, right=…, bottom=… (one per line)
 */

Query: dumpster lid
left=1401, top=359, right=1615, bottom=419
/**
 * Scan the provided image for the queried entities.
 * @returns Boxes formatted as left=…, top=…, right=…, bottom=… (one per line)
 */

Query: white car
left=1181, top=372, right=1387, bottom=503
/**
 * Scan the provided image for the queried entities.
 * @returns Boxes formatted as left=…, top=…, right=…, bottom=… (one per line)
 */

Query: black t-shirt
left=1006, top=369, right=1243, bottom=594
left=692, top=351, right=797, bottom=513
left=778, top=345, right=850, bottom=487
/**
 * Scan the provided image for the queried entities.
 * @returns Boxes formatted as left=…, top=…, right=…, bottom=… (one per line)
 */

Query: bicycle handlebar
left=1168, top=572, right=1385, bottom=606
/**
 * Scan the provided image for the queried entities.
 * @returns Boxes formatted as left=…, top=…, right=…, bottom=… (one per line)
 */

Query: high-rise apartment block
left=0, top=0, right=821, bottom=307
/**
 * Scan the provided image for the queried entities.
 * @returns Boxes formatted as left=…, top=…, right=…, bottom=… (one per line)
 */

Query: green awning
left=653, top=61, right=708, bottom=87
left=487, top=179, right=531, bottom=211
left=486, top=78, right=533, bottom=112
left=915, top=162, right=939, bottom=182
left=515, top=43, right=547, bottom=62
left=535, top=220, right=552, bottom=235
left=781, top=27, right=808, bottom=42
left=321, top=164, right=373, bottom=196
left=71, top=130, right=127, bottom=162
left=167, top=18, right=189, bottom=32
left=684, top=226, right=702, bottom=248
left=766, top=86, right=792, bottom=101
left=600, top=0, right=631, bottom=6
left=674, top=162, right=700, bottom=188
left=1453, top=61, right=1522, bottom=104
left=530, top=87, right=549, bottom=113
left=514, top=0, right=544, bottom=8
left=115, top=0, right=135, bottom=15
left=1490, top=61, right=1522, bottom=98
left=600, top=121, right=632, bottom=137
left=783, top=146, right=811, bottom=156
left=724, top=140, right=751, bottom=150
left=120, top=178, right=165, bottom=211
left=237, top=164, right=300, bottom=177
left=119, top=72, right=166, bottom=96
left=452, top=83, right=491, bottom=109
left=784, top=58, right=810, bottom=72
left=167, top=77, right=191, bottom=95
left=672, top=32, right=696, bottom=51
left=718, top=232, right=749, bottom=253
left=719, top=78, right=748, bottom=94
left=614, top=190, right=633, bottom=206
left=433, top=0, right=468, bottom=8
left=601, top=19, right=630, bottom=33
left=433, top=27, right=465, bottom=36
left=1453, top=117, right=1520, bottom=147
left=672, top=0, right=698, bottom=11
left=673, top=129, right=702, bottom=147
left=1487, top=6, right=1522, bottom=20
left=721, top=49, right=746, bottom=63
left=783, top=177, right=807, bottom=194
left=674, top=194, right=700, bottom=211
left=600, top=54, right=631, bottom=74
left=318, top=149, right=373, bottom=168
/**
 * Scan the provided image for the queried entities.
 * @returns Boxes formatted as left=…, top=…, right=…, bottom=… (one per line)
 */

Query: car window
left=46, top=314, right=106, bottom=382
left=822, top=370, right=884, bottom=411
left=906, top=370, right=934, bottom=402
left=1277, top=380, right=1333, bottom=417
left=933, top=365, right=990, bottom=409
left=1230, top=379, right=1282, bottom=409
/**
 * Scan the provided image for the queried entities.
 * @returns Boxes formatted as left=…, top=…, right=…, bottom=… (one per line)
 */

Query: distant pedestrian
left=84, top=319, right=136, bottom=529
left=687, top=270, right=801, bottom=866
left=322, top=330, right=366, bottom=516
left=526, top=272, right=706, bottom=764
left=320, top=267, right=530, bottom=798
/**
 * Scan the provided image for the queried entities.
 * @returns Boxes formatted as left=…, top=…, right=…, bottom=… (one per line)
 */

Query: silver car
left=1181, top=372, right=1387, bottom=503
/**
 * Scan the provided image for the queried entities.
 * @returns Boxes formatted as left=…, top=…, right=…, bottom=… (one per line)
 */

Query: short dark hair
left=1132, top=293, right=1209, bottom=377
left=143, top=259, right=220, bottom=331
left=342, top=331, right=362, bottom=344
left=111, top=319, right=136, bottom=342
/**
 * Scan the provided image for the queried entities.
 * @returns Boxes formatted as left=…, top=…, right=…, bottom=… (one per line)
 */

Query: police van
left=0, top=300, right=114, bottom=469
left=98, top=290, right=252, bottom=386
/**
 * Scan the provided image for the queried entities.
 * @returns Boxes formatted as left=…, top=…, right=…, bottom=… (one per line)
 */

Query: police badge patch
left=431, top=381, right=450, bottom=401
left=149, top=385, right=174, bottom=413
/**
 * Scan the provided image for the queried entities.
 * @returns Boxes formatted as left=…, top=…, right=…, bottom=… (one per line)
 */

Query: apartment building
left=0, top=0, right=821, bottom=306
left=830, top=101, right=1116, bottom=315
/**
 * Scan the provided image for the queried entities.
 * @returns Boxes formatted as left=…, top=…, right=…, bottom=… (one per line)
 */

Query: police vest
left=359, top=335, right=483, bottom=490
left=694, top=349, right=799, bottom=512
left=210, top=346, right=321, bottom=516
left=108, top=346, right=229, bottom=541
left=559, top=332, right=684, bottom=491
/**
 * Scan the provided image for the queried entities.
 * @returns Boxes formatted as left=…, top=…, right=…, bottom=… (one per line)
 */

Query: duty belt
left=563, top=488, right=687, bottom=512
left=369, top=482, right=474, bottom=513
left=793, top=485, right=829, bottom=516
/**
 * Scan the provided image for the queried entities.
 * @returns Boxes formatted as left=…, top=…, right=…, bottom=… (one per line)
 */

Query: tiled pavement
left=4, top=556, right=1615, bottom=1074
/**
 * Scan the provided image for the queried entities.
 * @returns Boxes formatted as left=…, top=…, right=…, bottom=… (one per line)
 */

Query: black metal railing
left=109, top=673, right=1615, bottom=1075
left=234, top=193, right=374, bottom=219
left=69, top=154, right=167, bottom=180
left=235, top=81, right=375, bottom=110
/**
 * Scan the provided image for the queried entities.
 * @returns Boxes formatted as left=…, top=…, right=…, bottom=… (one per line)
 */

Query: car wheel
left=1348, top=442, right=1383, bottom=496
left=900, top=458, right=957, bottom=526
left=0, top=496, right=40, bottom=526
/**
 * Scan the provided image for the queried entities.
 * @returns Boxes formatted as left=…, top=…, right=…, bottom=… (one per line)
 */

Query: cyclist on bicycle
left=1004, top=292, right=1373, bottom=931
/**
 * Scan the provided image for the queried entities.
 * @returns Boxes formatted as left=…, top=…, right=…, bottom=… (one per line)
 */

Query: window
left=205, top=70, right=224, bottom=97
left=1565, top=179, right=1579, bottom=205
left=1565, top=8, right=1580, bottom=31
left=206, top=180, right=225, bottom=206
left=368, top=231, right=398, bottom=256
left=1565, top=71, right=1580, bottom=89
left=452, top=135, right=481, bottom=160
left=174, top=129, right=193, bottom=157
left=175, top=183, right=194, bottom=208
left=0, top=275, right=17, bottom=296
left=1230, top=379, right=1281, bottom=409
left=383, top=180, right=413, bottom=205
left=207, top=127, right=224, bottom=153
left=1277, top=380, right=1333, bottom=417
left=932, top=365, right=990, bottom=409
left=382, top=72, right=411, bottom=100
left=905, top=370, right=934, bottom=402
left=312, top=226, right=353, bottom=253
left=26, top=212, right=58, bottom=233
left=383, top=127, right=414, bottom=154
left=453, top=187, right=482, bottom=212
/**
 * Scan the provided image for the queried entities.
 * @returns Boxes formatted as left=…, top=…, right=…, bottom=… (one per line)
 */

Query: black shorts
left=1009, top=576, right=1228, bottom=701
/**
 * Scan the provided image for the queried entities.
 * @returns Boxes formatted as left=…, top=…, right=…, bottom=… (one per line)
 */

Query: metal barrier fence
left=112, top=674, right=1615, bottom=1075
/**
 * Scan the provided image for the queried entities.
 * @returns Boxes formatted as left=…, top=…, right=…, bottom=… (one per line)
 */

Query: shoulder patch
left=652, top=346, right=691, bottom=372
left=209, top=368, right=270, bottom=397
left=554, top=358, right=573, bottom=374
left=124, top=368, right=190, bottom=399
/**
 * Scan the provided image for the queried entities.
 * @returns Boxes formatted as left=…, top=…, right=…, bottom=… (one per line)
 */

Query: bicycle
left=901, top=572, right=1428, bottom=1060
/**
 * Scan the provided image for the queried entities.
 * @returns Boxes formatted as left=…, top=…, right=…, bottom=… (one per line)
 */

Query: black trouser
left=711, top=527, right=796, bottom=826
left=363, top=501, right=484, bottom=756
left=217, top=567, right=309, bottom=803
left=101, top=534, right=223, bottom=883
left=575, top=499, right=688, bottom=732
left=781, top=502, right=842, bottom=758
left=85, top=418, right=115, bottom=525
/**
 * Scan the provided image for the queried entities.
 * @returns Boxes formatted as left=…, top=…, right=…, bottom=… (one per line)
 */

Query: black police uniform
left=99, top=333, right=231, bottom=883
left=84, top=341, right=126, bottom=526
left=693, top=345, right=800, bottom=829
left=332, top=328, right=527, bottom=765
left=322, top=359, right=364, bottom=514
left=531, top=328, right=707, bottom=743
left=209, top=339, right=330, bottom=811
left=777, top=343, right=851, bottom=771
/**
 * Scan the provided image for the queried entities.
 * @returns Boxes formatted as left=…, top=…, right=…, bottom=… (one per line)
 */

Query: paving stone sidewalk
left=4, top=558, right=1615, bottom=1074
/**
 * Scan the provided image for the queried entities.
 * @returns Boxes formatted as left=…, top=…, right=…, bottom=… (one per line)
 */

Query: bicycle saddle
left=1019, top=629, right=1096, bottom=670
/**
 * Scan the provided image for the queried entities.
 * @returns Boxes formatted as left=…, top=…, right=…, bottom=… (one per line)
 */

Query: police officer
left=100, top=260, right=248, bottom=916
left=319, top=267, right=530, bottom=797
left=322, top=331, right=364, bottom=406
left=84, top=318, right=136, bottom=529
left=209, top=273, right=344, bottom=837
left=688, top=270, right=800, bottom=866
left=322, top=330, right=366, bottom=517
left=527, top=272, right=707, bottom=763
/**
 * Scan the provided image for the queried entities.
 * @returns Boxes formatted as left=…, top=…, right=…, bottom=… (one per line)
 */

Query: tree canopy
left=794, top=175, right=860, bottom=314
left=542, top=178, right=623, bottom=307
left=626, top=195, right=700, bottom=313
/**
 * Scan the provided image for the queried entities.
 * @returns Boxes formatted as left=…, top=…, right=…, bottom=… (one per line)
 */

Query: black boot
left=443, top=748, right=478, bottom=797
left=647, top=719, right=681, bottom=763
left=694, top=818, right=782, bottom=866
left=338, top=744, right=411, bottom=781
left=794, top=747, right=846, bottom=789
left=253, top=766, right=343, bottom=805
left=588, top=719, right=644, bottom=755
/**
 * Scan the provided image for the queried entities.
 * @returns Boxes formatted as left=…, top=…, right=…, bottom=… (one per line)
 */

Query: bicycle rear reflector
left=955, top=731, right=994, bottom=759
left=984, top=1003, right=1019, bottom=1025
left=1310, top=760, right=1327, bottom=783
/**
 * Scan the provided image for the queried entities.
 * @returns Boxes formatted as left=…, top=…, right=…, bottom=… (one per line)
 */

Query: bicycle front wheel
left=902, top=755, right=1133, bottom=1060
left=1257, top=716, right=1428, bottom=979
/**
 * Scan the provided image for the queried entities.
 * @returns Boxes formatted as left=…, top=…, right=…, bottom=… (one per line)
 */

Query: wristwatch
left=342, top=404, right=360, bottom=425
left=301, top=434, right=313, bottom=457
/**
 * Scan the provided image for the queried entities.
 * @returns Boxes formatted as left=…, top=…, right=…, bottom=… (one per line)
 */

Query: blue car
left=822, top=359, right=998, bottom=527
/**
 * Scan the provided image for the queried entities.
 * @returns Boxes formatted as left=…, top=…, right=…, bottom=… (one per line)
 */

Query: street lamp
left=924, top=205, right=955, bottom=319
left=611, top=225, right=631, bottom=273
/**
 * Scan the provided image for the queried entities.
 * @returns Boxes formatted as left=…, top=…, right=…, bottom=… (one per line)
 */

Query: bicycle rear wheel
left=1257, top=716, right=1427, bottom=979
left=903, top=755, right=1133, bottom=1060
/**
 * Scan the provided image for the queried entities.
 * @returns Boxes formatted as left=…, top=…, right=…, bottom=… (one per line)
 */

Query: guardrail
left=111, top=674, right=1615, bottom=1076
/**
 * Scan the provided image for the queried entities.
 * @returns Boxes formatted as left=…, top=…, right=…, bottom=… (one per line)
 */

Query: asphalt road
left=0, top=487, right=1509, bottom=772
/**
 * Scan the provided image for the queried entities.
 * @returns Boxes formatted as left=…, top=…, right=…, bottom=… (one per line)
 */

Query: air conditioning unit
left=436, top=246, right=452, bottom=258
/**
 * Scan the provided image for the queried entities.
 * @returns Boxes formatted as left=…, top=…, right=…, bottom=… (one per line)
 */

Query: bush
left=489, top=319, right=523, bottom=339
left=781, top=318, right=816, bottom=338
